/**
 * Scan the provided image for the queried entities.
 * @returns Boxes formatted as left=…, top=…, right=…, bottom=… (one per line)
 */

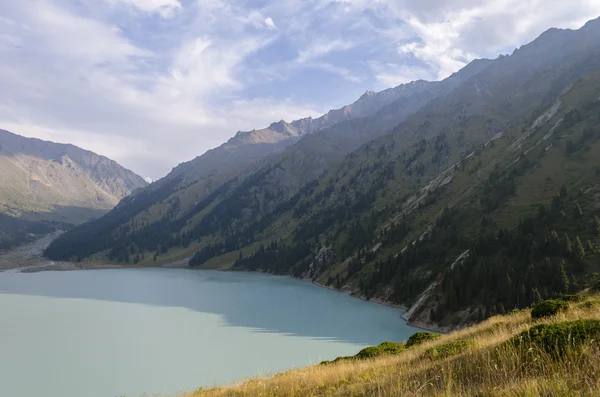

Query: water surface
left=0, top=268, right=421, bottom=397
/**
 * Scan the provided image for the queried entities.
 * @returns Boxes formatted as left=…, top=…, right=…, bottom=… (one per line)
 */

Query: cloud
left=368, top=61, right=432, bottom=88
left=384, top=0, right=600, bottom=79
left=297, top=39, right=357, bottom=63
left=265, top=17, right=276, bottom=30
left=109, top=0, right=182, bottom=18
left=0, top=0, right=599, bottom=179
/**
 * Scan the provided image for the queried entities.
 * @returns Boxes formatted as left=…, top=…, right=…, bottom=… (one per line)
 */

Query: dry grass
left=185, top=296, right=600, bottom=397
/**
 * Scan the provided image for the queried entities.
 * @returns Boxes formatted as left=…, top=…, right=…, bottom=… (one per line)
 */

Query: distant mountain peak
left=0, top=129, right=147, bottom=224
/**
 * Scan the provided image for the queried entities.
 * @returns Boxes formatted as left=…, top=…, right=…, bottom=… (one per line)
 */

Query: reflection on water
left=0, top=269, right=421, bottom=397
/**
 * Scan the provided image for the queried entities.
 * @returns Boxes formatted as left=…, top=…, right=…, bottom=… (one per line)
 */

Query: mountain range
left=45, top=17, right=600, bottom=330
left=0, top=130, right=147, bottom=249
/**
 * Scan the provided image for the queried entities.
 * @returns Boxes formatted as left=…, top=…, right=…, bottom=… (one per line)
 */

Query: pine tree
left=574, top=203, right=583, bottom=219
left=559, top=260, right=570, bottom=293
left=532, top=287, right=543, bottom=304
left=564, top=234, right=573, bottom=256
left=595, top=216, right=600, bottom=236
left=575, top=236, right=586, bottom=261
left=519, top=284, right=527, bottom=308
left=587, top=239, right=598, bottom=255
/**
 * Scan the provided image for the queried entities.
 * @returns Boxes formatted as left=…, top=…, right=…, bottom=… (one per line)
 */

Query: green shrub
left=559, top=294, right=583, bottom=303
left=355, top=341, right=405, bottom=359
left=321, top=341, right=406, bottom=365
left=406, top=332, right=441, bottom=348
left=531, top=299, right=569, bottom=320
left=423, top=339, right=474, bottom=359
left=510, top=320, right=600, bottom=357
left=320, top=356, right=353, bottom=365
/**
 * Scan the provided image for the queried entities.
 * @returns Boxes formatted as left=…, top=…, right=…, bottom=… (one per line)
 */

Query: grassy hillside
left=186, top=293, right=600, bottom=396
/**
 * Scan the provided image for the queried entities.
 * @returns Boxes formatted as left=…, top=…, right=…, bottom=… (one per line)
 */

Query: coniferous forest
left=44, top=18, right=600, bottom=330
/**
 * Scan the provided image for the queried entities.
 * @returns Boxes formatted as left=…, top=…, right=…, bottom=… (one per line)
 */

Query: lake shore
left=0, top=234, right=443, bottom=332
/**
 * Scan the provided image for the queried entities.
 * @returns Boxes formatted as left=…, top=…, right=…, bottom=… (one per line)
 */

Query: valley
left=43, top=17, right=600, bottom=334
left=0, top=4, right=600, bottom=396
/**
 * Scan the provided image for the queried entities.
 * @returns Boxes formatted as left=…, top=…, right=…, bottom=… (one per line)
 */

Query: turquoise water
left=0, top=268, right=421, bottom=397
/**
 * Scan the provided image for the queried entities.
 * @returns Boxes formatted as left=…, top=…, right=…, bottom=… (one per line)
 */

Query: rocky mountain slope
left=43, top=66, right=488, bottom=263
left=46, top=18, right=600, bottom=331
left=0, top=130, right=147, bottom=248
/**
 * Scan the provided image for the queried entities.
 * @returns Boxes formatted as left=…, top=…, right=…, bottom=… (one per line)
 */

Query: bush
left=321, top=341, right=406, bottom=365
left=355, top=341, right=405, bottom=359
left=423, top=339, right=474, bottom=359
left=406, top=332, right=441, bottom=348
left=559, top=294, right=583, bottom=303
left=320, top=356, right=352, bottom=365
left=531, top=299, right=569, bottom=320
left=510, top=320, right=600, bottom=357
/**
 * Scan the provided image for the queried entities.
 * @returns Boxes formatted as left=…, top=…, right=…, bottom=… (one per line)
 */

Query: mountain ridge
left=45, top=17, right=600, bottom=332
left=0, top=129, right=147, bottom=247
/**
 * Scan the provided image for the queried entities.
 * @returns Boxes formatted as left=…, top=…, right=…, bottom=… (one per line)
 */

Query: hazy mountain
left=45, top=17, right=600, bottom=331
left=164, top=79, right=443, bottom=188
left=44, top=72, right=470, bottom=262
left=0, top=129, right=147, bottom=225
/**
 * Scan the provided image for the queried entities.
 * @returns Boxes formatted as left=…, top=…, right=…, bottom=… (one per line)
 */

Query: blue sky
left=0, top=0, right=598, bottom=179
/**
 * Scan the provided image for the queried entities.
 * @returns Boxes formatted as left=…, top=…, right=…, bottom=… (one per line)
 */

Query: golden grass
left=185, top=296, right=600, bottom=397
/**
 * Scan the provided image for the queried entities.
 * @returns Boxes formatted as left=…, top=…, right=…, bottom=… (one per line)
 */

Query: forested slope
left=45, top=17, right=600, bottom=330
left=44, top=62, right=489, bottom=263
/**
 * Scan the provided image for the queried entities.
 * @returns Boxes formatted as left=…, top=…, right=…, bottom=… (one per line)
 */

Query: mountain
left=43, top=69, right=486, bottom=263
left=0, top=129, right=147, bottom=248
left=163, top=79, right=440, bottom=188
left=46, top=17, right=600, bottom=331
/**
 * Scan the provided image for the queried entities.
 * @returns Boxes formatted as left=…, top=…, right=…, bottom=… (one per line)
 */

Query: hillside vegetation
left=185, top=293, right=600, bottom=397
left=0, top=213, right=55, bottom=250
left=45, top=18, right=600, bottom=331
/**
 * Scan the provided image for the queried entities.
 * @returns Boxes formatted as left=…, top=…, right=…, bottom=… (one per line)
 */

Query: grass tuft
left=423, top=339, right=475, bottom=359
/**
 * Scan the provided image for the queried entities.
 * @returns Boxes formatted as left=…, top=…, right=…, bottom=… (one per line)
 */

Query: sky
left=0, top=0, right=598, bottom=180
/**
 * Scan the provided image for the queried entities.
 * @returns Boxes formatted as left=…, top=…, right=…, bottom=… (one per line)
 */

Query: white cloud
left=0, top=0, right=599, bottom=179
left=311, top=62, right=363, bottom=83
left=0, top=1, right=319, bottom=178
left=384, top=0, right=600, bottom=79
left=109, top=0, right=182, bottom=18
left=368, top=61, right=432, bottom=88
left=265, top=17, right=276, bottom=29
left=297, top=39, right=357, bottom=63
